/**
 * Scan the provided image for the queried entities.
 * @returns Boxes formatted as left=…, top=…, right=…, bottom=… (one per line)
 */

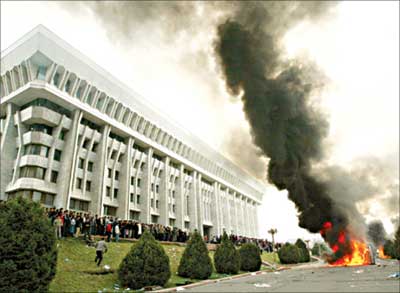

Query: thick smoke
left=367, top=220, right=387, bottom=247
left=213, top=1, right=361, bottom=261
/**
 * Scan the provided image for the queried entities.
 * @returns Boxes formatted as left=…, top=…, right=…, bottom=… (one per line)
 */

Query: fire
left=329, top=239, right=371, bottom=266
left=378, top=246, right=390, bottom=259
left=320, top=221, right=371, bottom=266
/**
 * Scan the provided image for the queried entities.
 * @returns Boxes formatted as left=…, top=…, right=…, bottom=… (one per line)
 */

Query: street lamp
left=268, top=228, right=278, bottom=252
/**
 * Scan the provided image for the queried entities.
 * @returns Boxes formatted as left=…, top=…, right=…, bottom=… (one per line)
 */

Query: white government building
left=0, top=25, right=264, bottom=238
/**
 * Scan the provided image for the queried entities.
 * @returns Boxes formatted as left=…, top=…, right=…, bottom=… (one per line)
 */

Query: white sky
left=1, top=1, right=398, bottom=243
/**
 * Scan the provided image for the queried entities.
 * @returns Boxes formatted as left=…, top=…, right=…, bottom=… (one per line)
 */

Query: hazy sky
left=1, top=1, right=398, bottom=242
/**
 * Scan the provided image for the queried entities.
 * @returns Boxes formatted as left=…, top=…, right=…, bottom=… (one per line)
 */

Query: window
left=106, top=186, right=111, bottom=197
left=82, top=139, right=90, bottom=149
left=169, top=219, right=175, bottom=227
left=133, top=161, right=140, bottom=169
left=151, top=183, right=154, bottom=192
left=130, top=193, right=134, bottom=203
left=131, top=176, right=134, bottom=185
left=172, top=190, right=175, bottom=198
left=184, top=221, right=190, bottom=229
left=156, top=200, right=159, bottom=209
left=92, top=142, right=99, bottom=152
left=130, top=211, right=140, bottom=220
left=78, top=158, right=84, bottom=169
left=104, top=205, right=117, bottom=216
left=151, top=215, right=158, bottom=224
left=159, top=170, right=163, bottom=178
left=76, top=178, right=82, bottom=189
left=50, top=171, right=58, bottom=183
left=70, top=198, right=89, bottom=211
left=151, top=198, right=154, bottom=208
left=172, top=204, right=176, bottom=213
left=59, top=130, right=66, bottom=140
left=108, top=168, right=112, bottom=178
left=29, top=124, right=53, bottom=135
left=136, top=194, right=140, bottom=205
left=43, top=146, right=50, bottom=158
left=156, top=185, right=159, bottom=193
left=137, top=178, right=141, bottom=187
left=114, top=188, right=118, bottom=199
left=111, top=150, right=117, bottom=160
left=140, top=162, right=145, bottom=171
left=118, top=154, right=123, bottom=162
left=115, top=171, right=119, bottom=180
left=19, top=166, right=45, bottom=180
left=53, top=149, right=62, bottom=161
left=37, top=66, right=47, bottom=80
left=86, top=181, right=91, bottom=192
left=65, top=79, right=71, bottom=92
left=87, top=161, right=93, bottom=172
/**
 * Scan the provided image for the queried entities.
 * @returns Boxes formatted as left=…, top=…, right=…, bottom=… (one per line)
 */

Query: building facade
left=0, top=26, right=264, bottom=238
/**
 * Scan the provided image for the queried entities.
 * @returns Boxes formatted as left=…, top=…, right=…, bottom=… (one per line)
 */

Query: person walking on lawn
left=95, top=236, right=108, bottom=266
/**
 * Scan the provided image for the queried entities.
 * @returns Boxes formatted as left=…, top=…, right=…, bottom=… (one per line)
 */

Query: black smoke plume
left=214, top=2, right=358, bottom=261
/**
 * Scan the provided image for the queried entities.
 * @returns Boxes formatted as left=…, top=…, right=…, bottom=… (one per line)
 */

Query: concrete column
left=140, top=147, right=153, bottom=224
left=196, top=173, right=204, bottom=236
left=175, top=164, right=185, bottom=229
left=226, top=190, right=232, bottom=234
left=212, top=182, right=221, bottom=236
left=56, top=109, right=82, bottom=209
left=0, top=103, right=19, bottom=199
left=233, top=192, right=239, bottom=235
left=189, top=170, right=198, bottom=232
left=159, top=156, right=170, bottom=226
left=117, top=137, right=133, bottom=220
left=254, top=203, right=259, bottom=238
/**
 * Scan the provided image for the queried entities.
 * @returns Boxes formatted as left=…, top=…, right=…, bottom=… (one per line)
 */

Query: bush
left=214, top=231, right=240, bottom=274
left=278, top=243, right=301, bottom=264
left=178, top=230, right=212, bottom=279
left=394, top=225, right=400, bottom=260
left=383, top=240, right=395, bottom=258
left=0, top=197, right=57, bottom=292
left=239, top=243, right=262, bottom=272
left=295, top=239, right=310, bottom=262
left=119, top=229, right=171, bottom=289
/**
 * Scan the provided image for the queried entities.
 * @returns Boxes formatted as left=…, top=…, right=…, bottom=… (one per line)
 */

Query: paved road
left=184, top=259, right=400, bottom=292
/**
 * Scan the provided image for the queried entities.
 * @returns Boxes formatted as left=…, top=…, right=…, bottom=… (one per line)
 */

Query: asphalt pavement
left=183, top=258, right=400, bottom=292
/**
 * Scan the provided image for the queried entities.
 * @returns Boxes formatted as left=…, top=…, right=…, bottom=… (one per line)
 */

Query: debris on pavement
left=254, top=283, right=271, bottom=288
left=104, top=265, right=111, bottom=271
left=354, top=269, right=364, bottom=274
left=387, top=272, right=400, bottom=278
left=176, top=287, right=186, bottom=291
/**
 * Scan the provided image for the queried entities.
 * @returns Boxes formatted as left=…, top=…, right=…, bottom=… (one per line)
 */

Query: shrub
left=0, top=197, right=57, bottom=292
left=295, top=239, right=310, bottom=262
left=178, top=230, right=213, bottom=279
left=278, top=243, right=301, bottom=264
left=383, top=239, right=395, bottom=258
left=239, top=243, right=262, bottom=272
left=394, top=225, right=400, bottom=260
left=214, top=231, right=240, bottom=274
left=119, top=229, right=171, bottom=289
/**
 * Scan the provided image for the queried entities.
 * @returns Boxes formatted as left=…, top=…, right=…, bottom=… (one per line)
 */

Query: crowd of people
left=46, top=207, right=189, bottom=243
left=45, top=207, right=281, bottom=251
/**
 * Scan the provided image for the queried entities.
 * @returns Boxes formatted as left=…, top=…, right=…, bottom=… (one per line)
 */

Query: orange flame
left=378, top=246, right=390, bottom=259
left=329, top=239, right=371, bottom=266
left=321, top=221, right=371, bottom=266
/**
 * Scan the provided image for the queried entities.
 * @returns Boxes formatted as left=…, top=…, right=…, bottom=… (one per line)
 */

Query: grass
left=261, top=251, right=281, bottom=264
left=49, top=238, right=275, bottom=292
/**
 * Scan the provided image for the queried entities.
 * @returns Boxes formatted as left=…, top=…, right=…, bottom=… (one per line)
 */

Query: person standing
left=115, top=222, right=120, bottom=242
left=54, top=215, right=63, bottom=239
left=94, top=236, right=108, bottom=266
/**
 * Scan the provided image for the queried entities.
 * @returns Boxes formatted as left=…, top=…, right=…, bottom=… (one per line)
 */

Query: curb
left=155, top=269, right=281, bottom=292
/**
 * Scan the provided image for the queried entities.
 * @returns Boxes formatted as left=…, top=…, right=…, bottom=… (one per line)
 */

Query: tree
left=0, top=197, right=57, bottom=292
left=239, top=243, right=262, bottom=272
left=278, top=243, right=301, bottom=264
left=214, top=231, right=240, bottom=274
left=178, top=230, right=213, bottom=279
left=119, top=229, right=171, bottom=289
left=383, top=240, right=395, bottom=258
left=393, top=225, right=400, bottom=260
left=295, top=239, right=310, bottom=262
left=268, top=228, right=278, bottom=251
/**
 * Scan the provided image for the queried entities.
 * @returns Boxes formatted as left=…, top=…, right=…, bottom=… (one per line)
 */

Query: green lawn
left=49, top=238, right=275, bottom=292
